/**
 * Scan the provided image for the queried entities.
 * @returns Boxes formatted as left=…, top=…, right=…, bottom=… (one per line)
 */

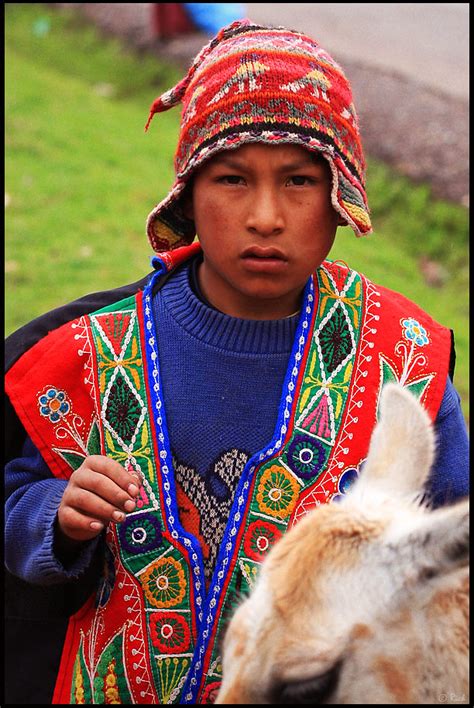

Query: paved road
left=245, top=3, right=469, bottom=100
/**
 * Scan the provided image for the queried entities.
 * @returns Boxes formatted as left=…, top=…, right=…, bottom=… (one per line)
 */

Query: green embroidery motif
left=92, top=306, right=147, bottom=463
left=296, top=266, right=361, bottom=442
left=88, top=299, right=195, bottom=704
left=104, top=372, right=144, bottom=445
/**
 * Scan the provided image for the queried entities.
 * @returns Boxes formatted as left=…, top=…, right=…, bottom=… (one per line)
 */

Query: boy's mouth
left=240, top=246, right=288, bottom=273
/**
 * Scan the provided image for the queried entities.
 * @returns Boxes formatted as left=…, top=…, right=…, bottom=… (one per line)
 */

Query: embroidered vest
left=5, top=245, right=451, bottom=704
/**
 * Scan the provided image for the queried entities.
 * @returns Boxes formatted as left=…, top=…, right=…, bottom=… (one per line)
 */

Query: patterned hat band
left=145, top=20, right=372, bottom=253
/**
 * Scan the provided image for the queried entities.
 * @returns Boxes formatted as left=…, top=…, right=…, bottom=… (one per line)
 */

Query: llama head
left=216, top=384, right=469, bottom=704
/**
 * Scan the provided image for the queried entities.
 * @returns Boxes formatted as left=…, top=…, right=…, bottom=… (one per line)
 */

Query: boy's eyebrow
left=279, top=157, right=325, bottom=171
left=210, top=154, right=250, bottom=169
left=211, top=154, right=324, bottom=171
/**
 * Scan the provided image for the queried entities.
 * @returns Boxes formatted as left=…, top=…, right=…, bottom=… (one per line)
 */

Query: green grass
left=6, top=3, right=181, bottom=319
left=5, top=3, right=469, bottom=422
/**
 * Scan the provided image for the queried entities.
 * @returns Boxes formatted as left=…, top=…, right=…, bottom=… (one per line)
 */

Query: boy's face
left=189, top=143, right=339, bottom=319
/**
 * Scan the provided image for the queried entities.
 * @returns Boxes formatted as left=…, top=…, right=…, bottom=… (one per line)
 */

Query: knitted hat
left=145, top=20, right=372, bottom=253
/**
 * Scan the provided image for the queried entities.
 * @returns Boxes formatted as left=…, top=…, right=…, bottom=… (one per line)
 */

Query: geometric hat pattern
left=145, top=20, right=372, bottom=252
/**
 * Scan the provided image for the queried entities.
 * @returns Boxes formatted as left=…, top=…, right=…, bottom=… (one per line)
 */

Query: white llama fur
left=216, top=383, right=469, bottom=704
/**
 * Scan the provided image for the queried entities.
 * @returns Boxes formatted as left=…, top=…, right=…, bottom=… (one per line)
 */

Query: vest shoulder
left=320, top=260, right=449, bottom=332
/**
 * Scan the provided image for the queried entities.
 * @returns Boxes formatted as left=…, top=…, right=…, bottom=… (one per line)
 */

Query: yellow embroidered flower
left=141, top=557, right=187, bottom=608
left=256, top=465, right=300, bottom=519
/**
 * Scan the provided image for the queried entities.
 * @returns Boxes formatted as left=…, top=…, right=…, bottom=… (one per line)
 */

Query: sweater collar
left=157, top=256, right=300, bottom=355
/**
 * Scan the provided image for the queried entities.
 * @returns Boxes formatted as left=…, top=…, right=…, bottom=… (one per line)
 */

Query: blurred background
left=5, top=3, right=469, bottom=421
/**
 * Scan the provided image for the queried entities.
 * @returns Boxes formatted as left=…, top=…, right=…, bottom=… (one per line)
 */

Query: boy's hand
left=57, top=455, right=142, bottom=542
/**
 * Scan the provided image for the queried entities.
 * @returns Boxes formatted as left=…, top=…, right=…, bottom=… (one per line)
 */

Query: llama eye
left=272, top=661, right=341, bottom=704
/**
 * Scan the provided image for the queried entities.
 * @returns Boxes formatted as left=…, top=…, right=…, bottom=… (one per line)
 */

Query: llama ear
left=356, top=383, right=435, bottom=499
left=390, top=499, right=469, bottom=580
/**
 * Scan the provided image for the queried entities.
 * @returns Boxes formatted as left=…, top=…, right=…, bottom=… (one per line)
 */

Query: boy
left=5, top=20, right=469, bottom=705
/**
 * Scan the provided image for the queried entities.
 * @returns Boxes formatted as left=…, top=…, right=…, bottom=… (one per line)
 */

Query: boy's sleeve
left=5, top=436, right=101, bottom=585
left=425, top=375, right=470, bottom=508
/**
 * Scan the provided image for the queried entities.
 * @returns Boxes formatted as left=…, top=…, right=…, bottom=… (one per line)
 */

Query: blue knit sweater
left=4, top=260, right=470, bottom=586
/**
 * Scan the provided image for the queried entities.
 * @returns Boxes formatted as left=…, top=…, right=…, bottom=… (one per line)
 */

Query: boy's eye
left=287, top=175, right=316, bottom=186
left=218, top=175, right=245, bottom=185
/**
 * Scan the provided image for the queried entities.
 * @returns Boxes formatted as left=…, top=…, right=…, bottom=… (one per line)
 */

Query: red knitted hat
left=145, top=20, right=372, bottom=253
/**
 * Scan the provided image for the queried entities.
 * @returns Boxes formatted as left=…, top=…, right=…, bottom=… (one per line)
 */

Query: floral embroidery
left=118, top=514, right=163, bottom=555
left=256, top=465, right=300, bottom=519
left=402, top=318, right=429, bottom=347
left=378, top=317, right=433, bottom=401
left=141, top=557, right=187, bottom=608
left=150, top=612, right=191, bottom=653
left=38, top=387, right=71, bottom=422
left=37, top=386, right=102, bottom=470
left=244, top=520, right=282, bottom=561
left=286, top=435, right=328, bottom=480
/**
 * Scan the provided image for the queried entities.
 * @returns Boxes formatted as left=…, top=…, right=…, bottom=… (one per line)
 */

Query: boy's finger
left=58, top=505, right=106, bottom=542
left=64, top=488, right=128, bottom=525
left=83, top=455, right=142, bottom=496
left=70, top=469, right=138, bottom=510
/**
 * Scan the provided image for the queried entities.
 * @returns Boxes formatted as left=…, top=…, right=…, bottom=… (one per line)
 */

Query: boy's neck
left=159, top=261, right=300, bottom=355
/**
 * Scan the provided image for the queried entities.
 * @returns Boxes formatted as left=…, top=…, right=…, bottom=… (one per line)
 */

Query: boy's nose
left=246, top=187, right=284, bottom=236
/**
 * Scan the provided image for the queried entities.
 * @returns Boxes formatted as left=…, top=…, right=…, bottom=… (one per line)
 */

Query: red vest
left=5, top=245, right=451, bottom=704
